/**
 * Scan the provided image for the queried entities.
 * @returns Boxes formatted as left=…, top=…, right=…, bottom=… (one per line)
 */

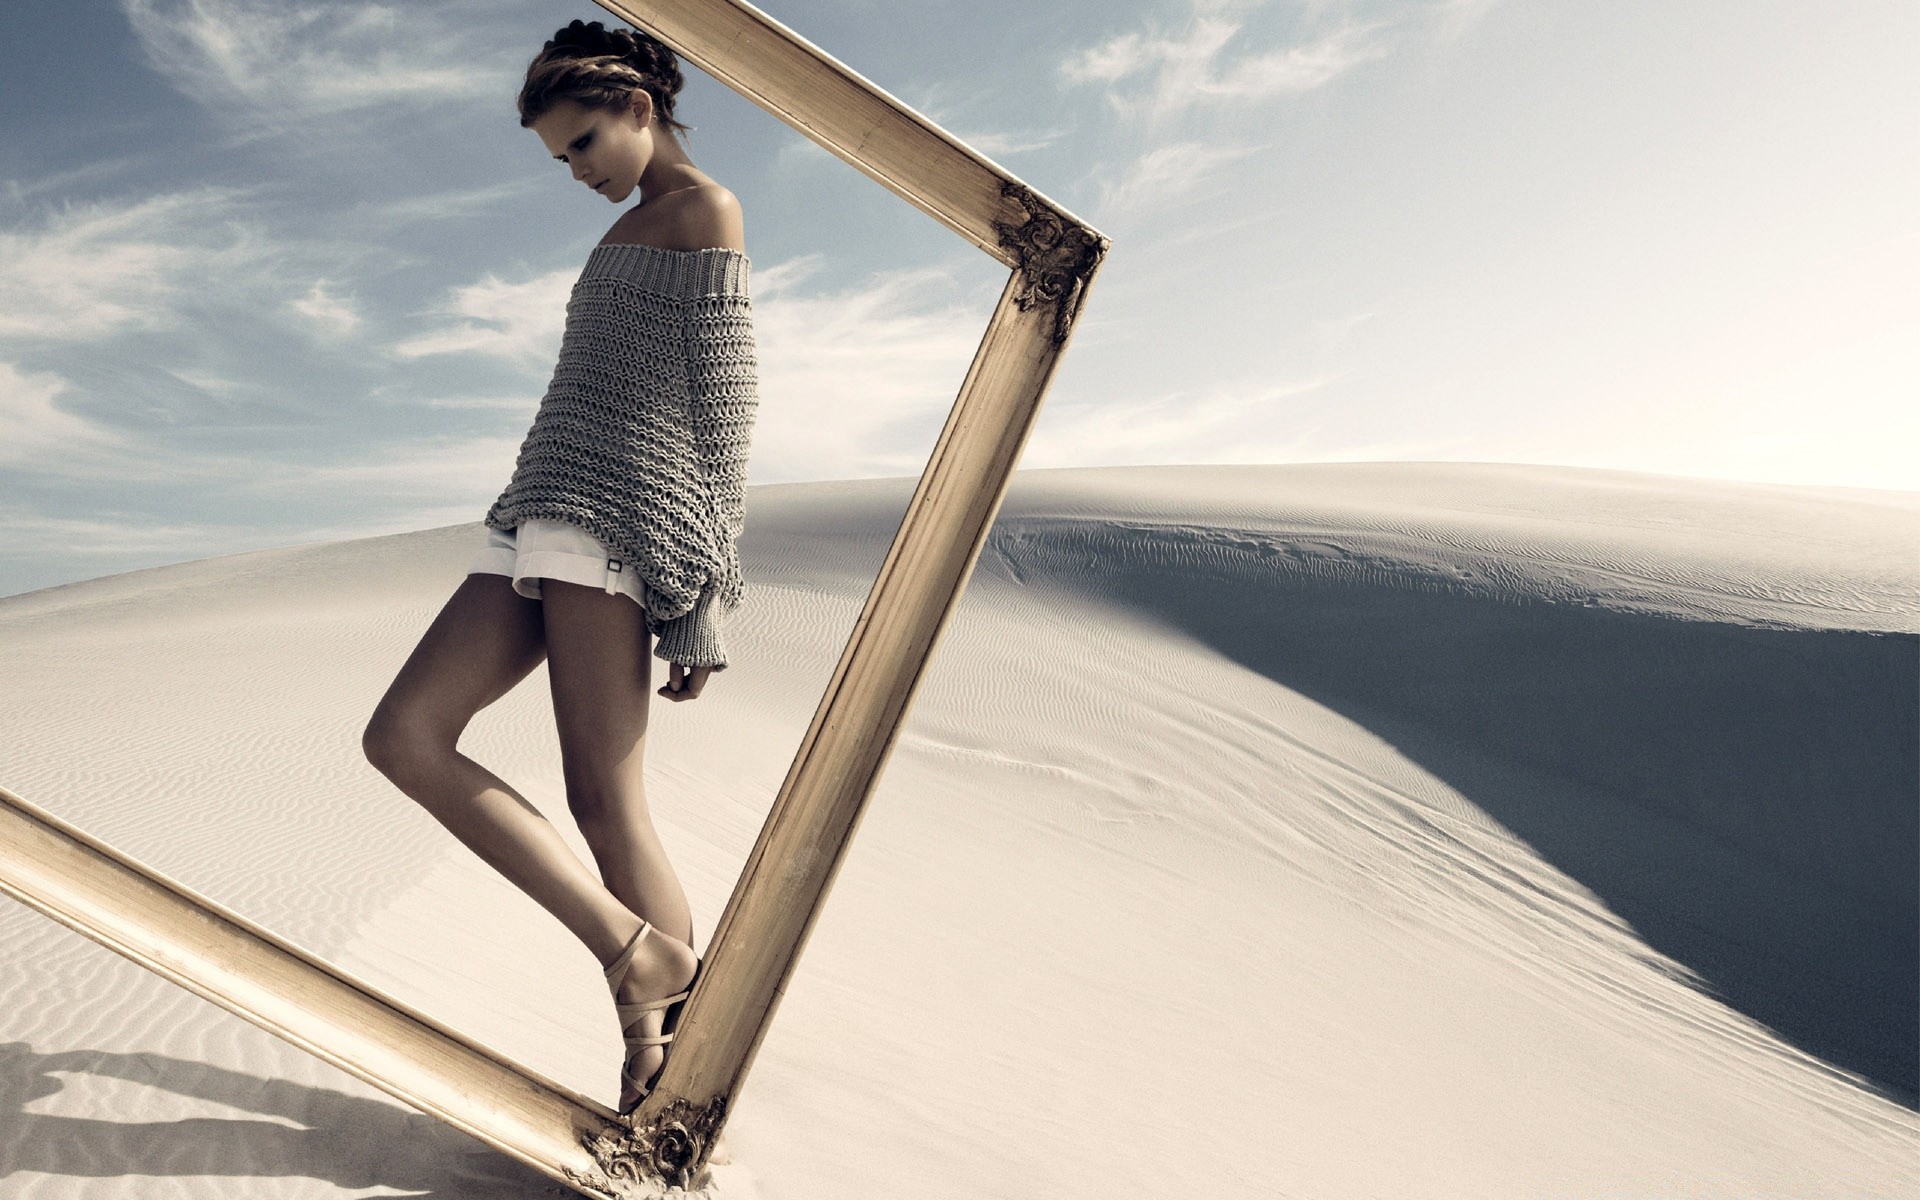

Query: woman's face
left=529, top=97, right=653, bottom=205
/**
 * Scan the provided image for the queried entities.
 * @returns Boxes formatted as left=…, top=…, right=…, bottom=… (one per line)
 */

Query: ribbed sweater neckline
left=583, top=242, right=751, bottom=295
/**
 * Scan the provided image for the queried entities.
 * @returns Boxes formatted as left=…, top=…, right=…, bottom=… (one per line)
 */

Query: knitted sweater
left=483, top=243, right=758, bottom=670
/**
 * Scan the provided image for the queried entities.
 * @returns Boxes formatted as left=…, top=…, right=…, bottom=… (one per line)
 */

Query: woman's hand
left=658, top=663, right=713, bottom=701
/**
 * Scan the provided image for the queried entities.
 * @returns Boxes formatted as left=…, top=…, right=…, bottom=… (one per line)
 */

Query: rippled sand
left=1, top=463, right=1914, bottom=1198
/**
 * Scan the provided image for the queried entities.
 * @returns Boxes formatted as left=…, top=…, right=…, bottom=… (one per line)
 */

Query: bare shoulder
left=598, top=182, right=747, bottom=253
left=656, top=184, right=746, bottom=253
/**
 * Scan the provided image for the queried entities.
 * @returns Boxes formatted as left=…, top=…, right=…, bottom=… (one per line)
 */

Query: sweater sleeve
left=650, top=281, right=759, bottom=671
left=650, top=589, right=727, bottom=670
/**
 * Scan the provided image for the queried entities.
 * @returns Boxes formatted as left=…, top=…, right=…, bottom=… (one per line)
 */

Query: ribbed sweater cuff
left=652, top=590, right=728, bottom=671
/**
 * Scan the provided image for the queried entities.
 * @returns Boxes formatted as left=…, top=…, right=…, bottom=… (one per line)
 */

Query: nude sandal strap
left=602, top=920, right=654, bottom=990
left=615, top=988, right=691, bottom=1016
left=622, top=1063, right=658, bottom=1095
left=620, top=1031, right=677, bottom=1047
left=618, top=993, right=690, bottom=1033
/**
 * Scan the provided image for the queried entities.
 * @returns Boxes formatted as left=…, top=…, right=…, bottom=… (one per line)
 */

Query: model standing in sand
left=361, top=19, right=759, bottom=1116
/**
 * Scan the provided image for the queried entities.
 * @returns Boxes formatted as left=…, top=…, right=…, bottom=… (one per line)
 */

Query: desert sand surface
left=0, top=461, right=1915, bottom=1198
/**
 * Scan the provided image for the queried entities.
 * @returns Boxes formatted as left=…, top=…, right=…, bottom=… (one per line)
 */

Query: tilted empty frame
left=0, top=0, right=1108, bottom=1194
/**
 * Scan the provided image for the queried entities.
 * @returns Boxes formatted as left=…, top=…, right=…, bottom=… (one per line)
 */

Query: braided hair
left=518, top=19, right=692, bottom=139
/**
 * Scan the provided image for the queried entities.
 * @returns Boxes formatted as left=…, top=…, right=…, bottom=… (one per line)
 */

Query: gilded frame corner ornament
left=994, top=180, right=1108, bottom=346
left=572, top=1096, right=727, bottom=1196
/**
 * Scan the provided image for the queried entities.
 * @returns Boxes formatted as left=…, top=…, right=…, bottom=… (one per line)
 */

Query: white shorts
left=467, top=518, right=649, bottom=610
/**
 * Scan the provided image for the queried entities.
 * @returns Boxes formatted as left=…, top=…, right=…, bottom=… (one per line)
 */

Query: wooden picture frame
left=0, top=1, right=1107, bottom=1194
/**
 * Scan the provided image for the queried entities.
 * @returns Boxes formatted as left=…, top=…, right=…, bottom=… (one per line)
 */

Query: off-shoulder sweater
left=483, top=243, right=758, bottom=670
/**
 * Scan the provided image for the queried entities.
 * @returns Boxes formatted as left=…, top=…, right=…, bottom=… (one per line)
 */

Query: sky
left=1, top=0, right=1914, bottom=598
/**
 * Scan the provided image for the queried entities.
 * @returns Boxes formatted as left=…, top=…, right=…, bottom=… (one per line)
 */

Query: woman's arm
left=652, top=187, right=757, bottom=698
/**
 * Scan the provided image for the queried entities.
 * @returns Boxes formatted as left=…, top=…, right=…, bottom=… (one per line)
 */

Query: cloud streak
left=0, top=187, right=261, bottom=342
left=120, top=0, right=515, bottom=126
left=749, top=256, right=996, bottom=480
left=0, top=362, right=139, bottom=467
left=1096, top=139, right=1264, bottom=217
left=391, top=268, right=577, bottom=368
left=288, top=279, right=361, bottom=337
left=1062, top=12, right=1390, bottom=118
left=1062, top=3, right=1392, bottom=226
left=1026, top=372, right=1346, bottom=466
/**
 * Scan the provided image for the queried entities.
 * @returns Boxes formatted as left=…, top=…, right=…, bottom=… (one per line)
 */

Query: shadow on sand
left=1058, top=528, right=1917, bottom=1109
left=0, top=1040, right=575, bottom=1196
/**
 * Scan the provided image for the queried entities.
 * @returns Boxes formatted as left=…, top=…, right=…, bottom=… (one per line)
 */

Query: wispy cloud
left=1305, top=310, right=1378, bottom=355
left=0, top=379, right=256, bottom=485
left=120, top=0, right=515, bottom=125
left=0, top=505, right=261, bottom=562
left=1060, top=4, right=1391, bottom=228
left=769, top=134, right=835, bottom=176
left=391, top=268, right=577, bottom=367
left=0, top=362, right=139, bottom=466
left=347, top=180, right=540, bottom=228
left=1026, top=372, right=1345, bottom=466
left=0, top=187, right=261, bottom=342
left=1096, top=139, right=1264, bottom=217
left=750, top=257, right=996, bottom=479
left=1, top=153, right=161, bottom=207
left=899, top=81, right=1073, bottom=162
left=771, top=116, right=1065, bottom=176
left=750, top=252, right=829, bottom=300
left=418, top=392, right=547, bottom=412
left=947, top=127, right=1070, bottom=159
left=1429, top=0, right=1511, bottom=42
left=226, top=430, right=529, bottom=502
left=162, top=367, right=250, bottom=396
left=0, top=357, right=525, bottom=508
left=1212, top=22, right=1392, bottom=96
left=288, top=279, right=361, bottom=337
left=1063, top=10, right=1391, bottom=118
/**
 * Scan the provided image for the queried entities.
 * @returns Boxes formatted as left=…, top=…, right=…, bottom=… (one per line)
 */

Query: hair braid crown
left=518, top=18, right=690, bottom=137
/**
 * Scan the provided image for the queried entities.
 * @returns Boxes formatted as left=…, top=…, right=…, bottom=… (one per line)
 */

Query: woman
left=361, top=19, right=758, bottom=1116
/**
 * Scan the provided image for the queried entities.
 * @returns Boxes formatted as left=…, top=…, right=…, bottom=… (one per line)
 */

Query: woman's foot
left=602, top=918, right=700, bottom=1113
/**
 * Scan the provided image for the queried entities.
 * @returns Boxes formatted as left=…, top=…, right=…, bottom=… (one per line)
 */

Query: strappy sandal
left=660, top=954, right=703, bottom=1045
left=601, top=920, right=699, bottom=1114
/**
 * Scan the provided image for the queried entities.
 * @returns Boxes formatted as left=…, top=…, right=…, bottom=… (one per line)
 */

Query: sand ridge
left=0, top=463, right=1913, bottom=1197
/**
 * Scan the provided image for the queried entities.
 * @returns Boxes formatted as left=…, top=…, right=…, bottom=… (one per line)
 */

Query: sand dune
left=0, top=462, right=1914, bottom=1198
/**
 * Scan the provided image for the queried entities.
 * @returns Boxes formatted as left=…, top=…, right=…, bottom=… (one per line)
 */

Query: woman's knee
left=364, top=573, right=545, bottom=781
left=361, top=706, right=452, bottom=783
left=563, top=772, right=649, bottom=827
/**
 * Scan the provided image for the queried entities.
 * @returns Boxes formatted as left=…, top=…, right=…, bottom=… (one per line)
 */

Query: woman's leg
left=359, top=573, right=644, bottom=967
left=540, top=577, right=699, bottom=1107
left=539, top=578, right=693, bottom=946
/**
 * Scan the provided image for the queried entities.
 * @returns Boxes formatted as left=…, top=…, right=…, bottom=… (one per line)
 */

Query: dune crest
left=1, top=463, right=1912, bottom=1197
